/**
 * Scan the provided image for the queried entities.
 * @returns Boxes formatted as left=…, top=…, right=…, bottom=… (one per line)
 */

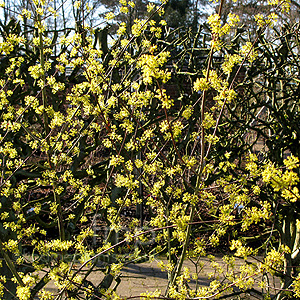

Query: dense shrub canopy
left=0, top=0, right=299, bottom=299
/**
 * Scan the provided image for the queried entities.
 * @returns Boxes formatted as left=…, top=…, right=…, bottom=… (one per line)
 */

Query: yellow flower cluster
left=261, top=158, right=300, bottom=202
left=222, top=54, right=242, bottom=75
left=193, top=78, right=209, bottom=92
left=240, top=42, right=258, bottom=63
left=241, top=201, right=271, bottom=231
left=0, top=34, right=25, bottom=55
left=208, top=13, right=240, bottom=37
left=137, top=51, right=171, bottom=85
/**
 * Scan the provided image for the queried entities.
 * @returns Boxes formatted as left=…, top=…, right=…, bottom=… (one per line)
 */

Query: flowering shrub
left=0, top=0, right=298, bottom=299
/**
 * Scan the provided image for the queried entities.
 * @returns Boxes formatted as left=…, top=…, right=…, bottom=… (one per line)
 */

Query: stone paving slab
left=117, top=261, right=169, bottom=297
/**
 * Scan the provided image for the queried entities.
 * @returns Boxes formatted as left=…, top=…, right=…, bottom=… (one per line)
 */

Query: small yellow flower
left=128, top=1, right=135, bottom=8
left=194, top=78, right=210, bottom=91
left=74, top=0, right=81, bottom=9
left=284, top=155, right=299, bottom=170
left=240, top=42, right=258, bottom=63
left=120, top=6, right=129, bottom=14
left=16, top=286, right=31, bottom=300
left=147, top=3, right=155, bottom=12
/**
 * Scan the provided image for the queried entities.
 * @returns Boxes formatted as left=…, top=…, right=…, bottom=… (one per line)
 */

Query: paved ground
left=45, top=256, right=281, bottom=299
left=114, top=258, right=203, bottom=297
